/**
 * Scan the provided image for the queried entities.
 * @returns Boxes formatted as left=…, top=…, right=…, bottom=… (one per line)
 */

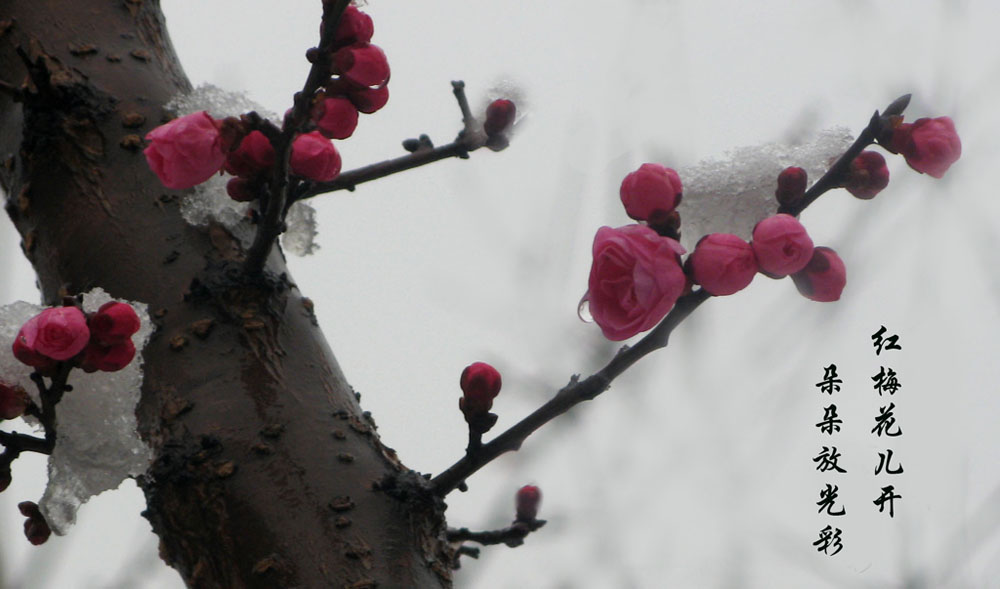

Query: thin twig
left=297, top=141, right=474, bottom=199
left=429, top=94, right=912, bottom=496
left=293, top=80, right=489, bottom=202
left=0, top=431, right=52, bottom=456
left=244, top=0, right=351, bottom=276
left=446, top=519, right=546, bottom=548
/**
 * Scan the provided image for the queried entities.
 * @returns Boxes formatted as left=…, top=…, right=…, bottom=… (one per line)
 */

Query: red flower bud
left=0, top=381, right=30, bottom=420
left=890, top=116, right=961, bottom=178
left=688, top=233, right=758, bottom=296
left=845, top=151, right=889, bottom=200
left=459, top=362, right=502, bottom=415
left=18, top=501, right=51, bottom=546
left=12, top=318, right=56, bottom=370
left=80, top=339, right=136, bottom=373
left=333, top=6, right=374, bottom=46
left=333, top=44, right=390, bottom=88
left=312, top=97, right=359, bottom=140
left=515, top=485, right=542, bottom=521
left=226, top=177, right=256, bottom=202
left=775, top=166, right=807, bottom=206
left=619, top=164, right=683, bottom=224
left=348, top=85, right=390, bottom=114
left=88, top=302, right=141, bottom=346
left=751, top=214, right=814, bottom=277
left=224, top=131, right=276, bottom=177
left=290, top=132, right=342, bottom=182
left=484, top=99, right=516, bottom=137
left=791, top=247, right=846, bottom=302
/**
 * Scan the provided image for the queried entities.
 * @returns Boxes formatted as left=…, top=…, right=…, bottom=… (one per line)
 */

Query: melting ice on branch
left=676, top=127, right=855, bottom=250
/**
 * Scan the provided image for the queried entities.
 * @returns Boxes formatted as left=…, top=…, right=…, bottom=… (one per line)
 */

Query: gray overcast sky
left=2, top=1, right=998, bottom=587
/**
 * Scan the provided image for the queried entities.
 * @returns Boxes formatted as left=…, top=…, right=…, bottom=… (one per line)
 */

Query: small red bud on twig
left=515, top=485, right=542, bottom=522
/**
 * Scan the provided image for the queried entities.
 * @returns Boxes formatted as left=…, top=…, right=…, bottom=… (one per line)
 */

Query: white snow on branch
left=676, top=127, right=855, bottom=249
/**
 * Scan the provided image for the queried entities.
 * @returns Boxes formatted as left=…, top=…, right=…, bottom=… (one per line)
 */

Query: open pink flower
left=792, top=247, right=846, bottom=302
left=144, top=111, right=226, bottom=189
left=751, top=214, right=814, bottom=277
left=15, top=307, right=90, bottom=362
left=290, top=132, right=342, bottom=182
left=586, top=225, right=686, bottom=341
left=688, top=233, right=758, bottom=296
left=619, top=164, right=683, bottom=224
left=891, top=116, right=961, bottom=178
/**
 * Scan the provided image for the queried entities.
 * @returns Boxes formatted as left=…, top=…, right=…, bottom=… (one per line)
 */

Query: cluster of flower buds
left=12, top=301, right=141, bottom=374
left=458, top=362, right=502, bottom=435
left=581, top=107, right=960, bottom=342
left=144, top=6, right=392, bottom=199
left=584, top=161, right=857, bottom=340
left=685, top=213, right=844, bottom=301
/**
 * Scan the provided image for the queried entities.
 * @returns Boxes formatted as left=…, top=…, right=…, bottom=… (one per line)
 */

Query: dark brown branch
left=299, top=141, right=475, bottom=199
left=430, top=94, right=912, bottom=497
left=295, top=80, right=490, bottom=202
left=446, top=519, right=546, bottom=548
left=30, top=363, right=73, bottom=449
left=0, top=430, right=52, bottom=456
left=244, top=0, right=351, bottom=276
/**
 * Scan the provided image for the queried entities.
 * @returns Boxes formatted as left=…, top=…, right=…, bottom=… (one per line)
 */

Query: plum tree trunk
left=0, top=2, right=453, bottom=587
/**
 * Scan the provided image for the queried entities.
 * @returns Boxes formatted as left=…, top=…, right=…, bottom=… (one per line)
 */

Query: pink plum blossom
left=143, top=111, right=226, bottom=189
left=586, top=224, right=686, bottom=341
left=22, top=307, right=91, bottom=361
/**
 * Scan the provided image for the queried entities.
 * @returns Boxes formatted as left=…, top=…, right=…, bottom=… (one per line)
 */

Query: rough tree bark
left=0, top=1, right=453, bottom=587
